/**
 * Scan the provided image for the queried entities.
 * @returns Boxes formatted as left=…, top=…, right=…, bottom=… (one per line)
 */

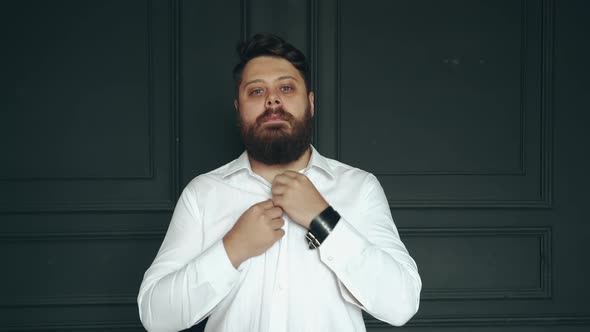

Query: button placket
left=266, top=215, right=289, bottom=332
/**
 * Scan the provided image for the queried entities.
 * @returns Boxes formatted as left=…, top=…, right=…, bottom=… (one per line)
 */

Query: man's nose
left=265, top=91, right=281, bottom=107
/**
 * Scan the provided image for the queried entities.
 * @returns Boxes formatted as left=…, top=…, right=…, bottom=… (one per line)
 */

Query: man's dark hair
left=233, top=33, right=310, bottom=92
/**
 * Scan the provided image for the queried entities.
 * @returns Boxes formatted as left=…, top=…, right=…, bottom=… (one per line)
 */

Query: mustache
left=256, top=107, right=294, bottom=125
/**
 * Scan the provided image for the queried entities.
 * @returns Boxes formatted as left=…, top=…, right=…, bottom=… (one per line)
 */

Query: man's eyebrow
left=242, top=79, right=264, bottom=88
left=242, top=76, right=300, bottom=89
left=276, top=75, right=299, bottom=82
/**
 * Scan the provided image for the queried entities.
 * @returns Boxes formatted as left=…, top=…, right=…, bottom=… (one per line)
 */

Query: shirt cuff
left=196, top=240, right=243, bottom=293
left=319, top=218, right=369, bottom=265
left=318, top=219, right=369, bottom=307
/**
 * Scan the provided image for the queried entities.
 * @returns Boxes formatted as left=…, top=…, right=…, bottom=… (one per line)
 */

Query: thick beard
left=238, top=105, right=313, bottom=165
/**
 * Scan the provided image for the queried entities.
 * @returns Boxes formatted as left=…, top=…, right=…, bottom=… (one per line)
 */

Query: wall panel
left=316, top=0, right=553, bottom=208
left=0, top=0, right=176, bottom=212
left=403, top=227, right=551, bottom=300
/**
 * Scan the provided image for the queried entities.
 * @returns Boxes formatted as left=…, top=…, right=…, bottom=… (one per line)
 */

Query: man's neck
left=248, top=147, right=312, bottom=184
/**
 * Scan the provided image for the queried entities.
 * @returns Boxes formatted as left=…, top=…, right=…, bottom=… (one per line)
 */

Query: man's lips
left=262, top=115, right=287, bottom=123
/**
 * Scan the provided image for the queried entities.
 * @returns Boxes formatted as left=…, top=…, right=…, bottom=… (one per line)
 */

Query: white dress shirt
left=138, top=146, right=421, bottom=332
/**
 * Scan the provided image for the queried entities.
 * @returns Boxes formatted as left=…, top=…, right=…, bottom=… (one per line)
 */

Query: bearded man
left=138, top=33, right=421, bottom=332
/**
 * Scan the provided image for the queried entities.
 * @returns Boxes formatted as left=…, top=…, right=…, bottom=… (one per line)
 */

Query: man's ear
left=234, top=99, right=238, bottom=111
left=308, top=91, right=315, bottom=117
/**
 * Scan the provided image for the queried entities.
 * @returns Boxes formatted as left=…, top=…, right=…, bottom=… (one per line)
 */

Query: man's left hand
left=271, top=170, right=329, bottom=229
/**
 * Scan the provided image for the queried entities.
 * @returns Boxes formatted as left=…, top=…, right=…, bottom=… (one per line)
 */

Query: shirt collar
left=304, top=145, right=335, bottom=179
left=221, top=145, right=335, bottom=179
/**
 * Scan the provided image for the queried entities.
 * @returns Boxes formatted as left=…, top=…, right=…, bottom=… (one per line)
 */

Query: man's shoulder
left=317, top=153, right=379, bottom=186
left=183, top=156, right=243, bottom=191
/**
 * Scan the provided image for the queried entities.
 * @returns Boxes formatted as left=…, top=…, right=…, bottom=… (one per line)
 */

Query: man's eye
left=250, top=88, right=264, bottom=95
left=280, top=86, right=293, bottom=92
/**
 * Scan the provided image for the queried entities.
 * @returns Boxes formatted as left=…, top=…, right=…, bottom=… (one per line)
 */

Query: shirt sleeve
left=318, top=174, right=422, bottom=327
left=137, top=184, right=242, bottom=332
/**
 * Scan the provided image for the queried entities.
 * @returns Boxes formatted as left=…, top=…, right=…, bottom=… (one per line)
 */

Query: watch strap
left=306, top=206, right=340, bottom=249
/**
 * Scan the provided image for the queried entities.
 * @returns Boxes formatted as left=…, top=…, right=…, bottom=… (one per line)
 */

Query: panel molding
left=240, top=0, right=249, bottom=40
left=0, top=200, right=175, bottom=214
left=310, top=0, right=320, bottom=145
left=368, top=314, right=590, bottom=328
left=387, top=198, right=552, bottom=209
left=0, top=227, right=551, bottom=306
left=2, top=315, right=589, bottom=331
left=3, top=294, right=137, bottom=308
left=0, top=322, right=142, bottom=332
left=171, top=0, right=181, bottom=201
left=0, top=230, right=166, bottom=242
left=401, top=226, right=552, bottom=300
left=539, top=0, right=555, bottom=209
left=0, top=229, right=165, bottom=308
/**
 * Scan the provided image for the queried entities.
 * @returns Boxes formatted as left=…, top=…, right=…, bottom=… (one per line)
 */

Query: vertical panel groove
left=519, top=0, right=528, bottom=176
left=335, top=0, right=342, bottom=160
left=540, top=0, right=554, bottom=206
left=241, top=0, right=249, bottom=40
left=310, top=0, right=320, bottom=147
left=172, top=0, right=181, bottom=200
left=147, top=0, right=155, bottom=180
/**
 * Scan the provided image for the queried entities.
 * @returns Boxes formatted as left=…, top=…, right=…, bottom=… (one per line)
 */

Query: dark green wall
left=1, top=0, right=589, bottom=331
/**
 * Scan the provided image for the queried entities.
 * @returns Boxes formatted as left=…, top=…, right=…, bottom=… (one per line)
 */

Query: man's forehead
left=242, top=56, right=302, bottom=81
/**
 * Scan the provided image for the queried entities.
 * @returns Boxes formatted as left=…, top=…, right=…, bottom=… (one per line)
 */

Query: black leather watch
left=305, top=206, right=341, bottom=249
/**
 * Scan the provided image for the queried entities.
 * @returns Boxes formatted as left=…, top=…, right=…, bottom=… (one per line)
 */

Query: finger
left=269, top=218, right=285, bottom=230
left=272, top=174, right=291, bottom=186
left=271, top=195, right=283, bottom=208
left=271, top=184, right=286, bottom=196
left=256, top=199, right=275, bottom=209
left=280, top=170, right=300, bottom=178
left=274, top=229, right=285, bottom=240
left=265, top=206, right=283, bottom=219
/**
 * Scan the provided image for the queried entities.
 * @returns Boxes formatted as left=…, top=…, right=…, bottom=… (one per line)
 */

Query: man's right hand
left=223, top=199, right=285, bottom=268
